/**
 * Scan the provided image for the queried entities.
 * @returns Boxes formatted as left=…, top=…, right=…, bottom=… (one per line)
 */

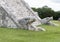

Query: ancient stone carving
left=40, top=17, right=58, bottom=26
left=40, top=17, right=53, bottom=25
left=18, top=17, right=46, bottom=31
left=0, top=0, right=46, bottom=31
left=0, top=0, right=41, bottom=26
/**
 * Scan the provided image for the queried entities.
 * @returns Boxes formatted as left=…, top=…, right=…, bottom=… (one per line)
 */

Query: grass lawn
left=0, top=20, right=60, bottom=42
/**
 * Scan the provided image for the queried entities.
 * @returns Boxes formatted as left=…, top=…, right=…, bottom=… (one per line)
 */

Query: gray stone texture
left=0, top=0, right=46, bottom=31
left=40, top=17, right=58, bottom=26
left=58, top=18, right=60, bottom=21
left=40, top=17, right=53, bottom=24
left=18, top=17, right=46, bottom=31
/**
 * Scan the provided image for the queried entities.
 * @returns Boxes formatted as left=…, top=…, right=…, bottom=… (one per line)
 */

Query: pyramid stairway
left=0, top=0, right=41, bottom=28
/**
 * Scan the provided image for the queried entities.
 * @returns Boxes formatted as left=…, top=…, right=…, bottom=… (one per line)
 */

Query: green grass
left=0, top=20, right=60, bottom=42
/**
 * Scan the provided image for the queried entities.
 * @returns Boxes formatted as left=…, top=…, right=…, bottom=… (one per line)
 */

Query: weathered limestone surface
left=40, top=17, right=58, bottom=26
left=18, top=17, right=46, bottom=31
left=0, top=0, right=46, bottom=31
left=40, top=17, right=53, bottom=24
left=0, top=0, right=41, bottom=27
